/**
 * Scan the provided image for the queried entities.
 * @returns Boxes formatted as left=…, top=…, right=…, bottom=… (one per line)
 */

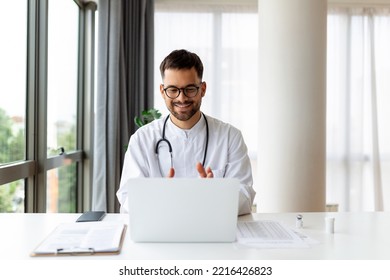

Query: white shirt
left=117, top=113, right=256, bottom=215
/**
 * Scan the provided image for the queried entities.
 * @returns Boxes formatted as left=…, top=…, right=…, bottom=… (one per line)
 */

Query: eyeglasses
left=162, top=83, right=202, bottom=99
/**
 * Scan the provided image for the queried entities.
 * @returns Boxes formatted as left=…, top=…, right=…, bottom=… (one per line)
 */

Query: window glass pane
left=47, top=0, right=79, bottom=156
left=0, top=180, right=25, bottom=213
left=47, top=163, right=77, bottom=213
left=0, top=2, right=27, bottom=164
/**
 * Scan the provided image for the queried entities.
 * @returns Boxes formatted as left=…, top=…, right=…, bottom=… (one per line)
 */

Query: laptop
left=127, top=178, right=240, bottom=242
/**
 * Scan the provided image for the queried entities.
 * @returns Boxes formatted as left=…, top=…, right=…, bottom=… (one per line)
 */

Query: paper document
left=31, top=221, right=126, bottom=256
left=237, top=220, right=309, bottom=248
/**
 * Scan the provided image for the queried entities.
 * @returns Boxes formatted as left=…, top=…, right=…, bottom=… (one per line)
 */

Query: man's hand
left=166, top=163, right=213, bottom=178
left=196, top=162, right=214, bottom=178
left=166, top=167, right=175, bottom=178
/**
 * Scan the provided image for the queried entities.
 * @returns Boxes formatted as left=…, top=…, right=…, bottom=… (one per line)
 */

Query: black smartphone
left=76, top=211, right=106, bottom=222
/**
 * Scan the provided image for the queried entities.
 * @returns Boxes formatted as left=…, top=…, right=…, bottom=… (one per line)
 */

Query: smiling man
left=116, top=49, right=255, bottom=215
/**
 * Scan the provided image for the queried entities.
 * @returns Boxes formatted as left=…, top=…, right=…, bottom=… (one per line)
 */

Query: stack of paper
left=237, top=220, right=311, bottom=248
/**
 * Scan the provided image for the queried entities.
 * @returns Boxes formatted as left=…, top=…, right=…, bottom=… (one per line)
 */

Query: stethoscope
left=155, top=113, right=209, bottom=176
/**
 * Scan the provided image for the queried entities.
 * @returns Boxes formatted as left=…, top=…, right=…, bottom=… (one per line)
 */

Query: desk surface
left=1, top=212, right=389, bottom=260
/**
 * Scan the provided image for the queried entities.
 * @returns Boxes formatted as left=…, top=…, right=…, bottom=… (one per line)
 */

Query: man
left=117, top=49, right=255, bottom=215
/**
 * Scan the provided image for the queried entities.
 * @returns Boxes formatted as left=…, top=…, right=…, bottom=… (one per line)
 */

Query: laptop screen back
left=127, top=178, right=240, bottom=242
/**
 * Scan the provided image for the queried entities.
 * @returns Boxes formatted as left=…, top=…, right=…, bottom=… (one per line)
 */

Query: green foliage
left=0, top=108, right=25, bottom=212
left=0, top=107, right=76, bottom=213
left=134, top=108, right=162, bottom=128
left=58, top=164, right=76, bottom=213
left=56, top=123, right=77, bottom=213
left=0, top=108, right=24, bottom=164
left=0, top=184, right=14, bottom=212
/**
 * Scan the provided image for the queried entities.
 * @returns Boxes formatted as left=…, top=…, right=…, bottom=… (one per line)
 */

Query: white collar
left=167, top=113, right=206, bottom=139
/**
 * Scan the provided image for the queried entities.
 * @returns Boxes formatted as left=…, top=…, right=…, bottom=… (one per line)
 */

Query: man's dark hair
left=159, top=49, right=204, bottom=80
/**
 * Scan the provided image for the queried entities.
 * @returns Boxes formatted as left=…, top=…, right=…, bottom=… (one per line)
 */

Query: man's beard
left=168, top=100, right=201, bottom=121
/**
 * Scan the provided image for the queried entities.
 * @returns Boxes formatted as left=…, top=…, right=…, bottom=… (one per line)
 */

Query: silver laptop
left=127, top=178, right=240, bottom=242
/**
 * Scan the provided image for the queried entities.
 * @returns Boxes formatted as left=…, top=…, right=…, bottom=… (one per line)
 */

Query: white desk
left=1, top=212, right=389, bottom=260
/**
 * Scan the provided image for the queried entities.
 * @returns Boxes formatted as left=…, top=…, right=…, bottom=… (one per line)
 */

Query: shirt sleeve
left=116, top=133, right=148, bottom=213
left=225, top=129, right=256, bottom=216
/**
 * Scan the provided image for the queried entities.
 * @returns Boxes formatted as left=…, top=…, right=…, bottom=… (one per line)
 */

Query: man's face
left=160, top=67, right=206, bottom=128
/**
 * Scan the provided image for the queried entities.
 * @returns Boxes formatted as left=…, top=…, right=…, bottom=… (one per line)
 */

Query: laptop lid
left=127, top=178, right=240, bottom=242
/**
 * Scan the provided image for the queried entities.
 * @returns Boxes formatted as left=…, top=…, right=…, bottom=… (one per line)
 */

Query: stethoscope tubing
left=155, top=113, right=209, bottom=174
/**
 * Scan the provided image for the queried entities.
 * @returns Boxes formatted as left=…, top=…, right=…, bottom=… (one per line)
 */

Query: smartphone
left=76, top=211, right=106, bottom=222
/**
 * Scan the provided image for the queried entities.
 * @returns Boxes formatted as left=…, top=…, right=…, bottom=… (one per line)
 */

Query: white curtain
left=327, top=7, right=390, bottom=211
left=153, top=2, right=260, bottom=205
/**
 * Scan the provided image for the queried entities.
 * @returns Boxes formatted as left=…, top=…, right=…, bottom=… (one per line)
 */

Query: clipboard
left=30, top=221, right=127, bottom=257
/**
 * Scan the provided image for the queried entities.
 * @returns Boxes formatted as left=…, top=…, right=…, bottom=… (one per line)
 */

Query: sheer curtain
left=153, top=1, right=259, bottom=205
left=327, top=7, right=390, bottom=211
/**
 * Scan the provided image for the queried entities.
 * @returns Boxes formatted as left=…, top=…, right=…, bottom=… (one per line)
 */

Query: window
left=47, top=164, right=77, bottom=213
left=46, top=0, right=79, bottom=212
left=47, top=0, right=79, bottom=157
left=327, top=7, right=390, bottom=211
left=0, top=1, right=28, bottom=212
left=0, top=1, right=96, bottom=213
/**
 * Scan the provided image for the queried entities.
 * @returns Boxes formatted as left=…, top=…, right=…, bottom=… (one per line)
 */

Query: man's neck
left=170, top=111, right=202, bottom=130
